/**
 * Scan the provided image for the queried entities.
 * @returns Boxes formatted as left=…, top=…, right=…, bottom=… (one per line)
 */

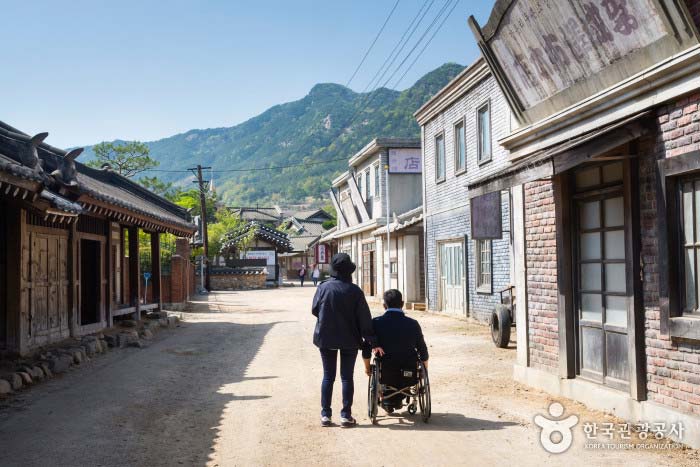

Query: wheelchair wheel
left=367, top=364, right=379, bottom=424
left=418, top=362, right=431, bottom=423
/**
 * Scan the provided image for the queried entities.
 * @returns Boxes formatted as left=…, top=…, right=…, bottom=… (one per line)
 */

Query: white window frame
left=454, top=117, right=466, bottom=175
left=435, top=132, right=446, bottom=183
left=475, top=239, right=492, bottom=293
left=477, top=101, right=492, bottom=165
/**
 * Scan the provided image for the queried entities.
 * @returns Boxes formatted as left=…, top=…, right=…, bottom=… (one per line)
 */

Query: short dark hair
left=383, top=289, right=403, bottom=309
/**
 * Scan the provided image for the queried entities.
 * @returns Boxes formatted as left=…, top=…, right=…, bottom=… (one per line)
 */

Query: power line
left=143, top=156, right=351, bottom=174
left=392, top=0, right=460, bottom=89
left=344, top=0, right=401, bottom=89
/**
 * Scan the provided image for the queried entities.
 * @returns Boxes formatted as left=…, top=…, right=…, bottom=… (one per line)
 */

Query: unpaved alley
left=0, top=287, right=697, bottom=466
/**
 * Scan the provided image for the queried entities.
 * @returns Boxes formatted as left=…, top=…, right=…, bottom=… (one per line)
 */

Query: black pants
left=299, top=276, right=305, bottom=286
left=319, top=348, right=358, bottom=418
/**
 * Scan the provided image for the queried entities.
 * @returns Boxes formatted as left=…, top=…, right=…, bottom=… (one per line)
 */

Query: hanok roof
left=229, top=206, right=284, bottom=224
left=220, top=222, right=292, bottom=254
left=0, top=120, right=195, bottom=235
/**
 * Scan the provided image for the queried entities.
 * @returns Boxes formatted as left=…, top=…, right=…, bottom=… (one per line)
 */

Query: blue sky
left=1, top=0, right=494, bottom=148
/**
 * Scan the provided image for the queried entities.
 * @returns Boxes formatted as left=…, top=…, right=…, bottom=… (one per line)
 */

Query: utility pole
left=189, top=164, right=212, bottom=291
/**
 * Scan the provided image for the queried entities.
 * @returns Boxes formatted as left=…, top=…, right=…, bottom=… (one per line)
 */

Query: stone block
left=17, top=372, right=32, bottom=385
left=0, top=379, right=11, bottom=395
left=48, top=354, right=73, bottom=374
left=103, top=335, right=117, bottom=348
left=2, top=373, right=22, bottom=391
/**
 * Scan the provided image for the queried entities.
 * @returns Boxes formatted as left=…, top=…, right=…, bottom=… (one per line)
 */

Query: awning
left=467, top=112, right=650, bottom=198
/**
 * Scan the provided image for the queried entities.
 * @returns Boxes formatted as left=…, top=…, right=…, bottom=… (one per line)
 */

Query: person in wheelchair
left=362, top=289, right=429, bottom=413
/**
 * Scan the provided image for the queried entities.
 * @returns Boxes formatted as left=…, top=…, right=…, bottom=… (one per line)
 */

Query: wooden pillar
left=5, top=206, right=24, bottom=354
left=69, top=219, right=79, bottom=336
left=128, top=225, right=140, bottom=319
left=106, top=223, right=113, bottom=327
left=150, top=232, right=162, bottom=309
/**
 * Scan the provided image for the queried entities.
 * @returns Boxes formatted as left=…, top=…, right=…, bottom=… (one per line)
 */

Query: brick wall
left=643, top=92, right=700, bottom=415
left=524, top=180, right=559, bottom=372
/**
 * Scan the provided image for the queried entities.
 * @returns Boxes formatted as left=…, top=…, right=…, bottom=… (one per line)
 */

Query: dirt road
left=0, top=287, right=697, bottom=466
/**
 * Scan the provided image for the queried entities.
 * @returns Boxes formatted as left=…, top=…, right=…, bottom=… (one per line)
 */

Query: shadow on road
left=0, top=319, right=279, bottom=467
left=365, top=412, right=518, bottom=432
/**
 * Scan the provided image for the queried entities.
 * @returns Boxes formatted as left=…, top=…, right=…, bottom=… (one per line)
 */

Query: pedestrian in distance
left=298, top=264, right=307, bottom=287
left=312, top=263, right=321, bottom=286
left=312, top=253, right=384, bottom=427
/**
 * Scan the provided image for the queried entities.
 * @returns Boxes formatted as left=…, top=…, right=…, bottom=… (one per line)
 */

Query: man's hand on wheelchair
left=372, top=347, right=385, bottom=357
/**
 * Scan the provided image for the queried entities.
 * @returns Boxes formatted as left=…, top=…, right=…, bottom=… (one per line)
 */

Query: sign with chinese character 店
left=389, top=148, right=422, bottom=174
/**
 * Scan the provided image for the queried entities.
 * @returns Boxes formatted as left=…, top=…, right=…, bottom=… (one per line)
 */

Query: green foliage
left=87, top=141, right=159, bottom=177
left=82, top=63, right=465, bottom=205
left=171, top=188, right=216, bottom=220
left=208, top=208, right=246, bottom=258
left=139, top=176, right=177, bottom=200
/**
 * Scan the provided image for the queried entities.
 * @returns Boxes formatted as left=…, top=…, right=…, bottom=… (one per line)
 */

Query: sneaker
left=321, top=416, right=332, bottom=427
left=340, top=416, right=357, bottom=428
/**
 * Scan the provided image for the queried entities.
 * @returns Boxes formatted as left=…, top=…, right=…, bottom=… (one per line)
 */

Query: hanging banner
left=316, top=244, right=329, bottom=264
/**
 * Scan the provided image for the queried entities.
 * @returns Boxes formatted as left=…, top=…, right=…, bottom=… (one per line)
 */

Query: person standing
left=311, top=264, right=321, bottom=286
left=298, top=264, right=306, bottom=287
left=312, top=253, right=383, bottom=427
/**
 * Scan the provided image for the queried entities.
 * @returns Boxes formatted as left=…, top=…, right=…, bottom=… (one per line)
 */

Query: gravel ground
left=0, top=287, right=697, bottom=466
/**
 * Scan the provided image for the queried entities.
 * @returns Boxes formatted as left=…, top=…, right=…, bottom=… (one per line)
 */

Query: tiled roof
left=0, top=120, right=194, bottom=234
left=221, top=222, right=292, bottom=253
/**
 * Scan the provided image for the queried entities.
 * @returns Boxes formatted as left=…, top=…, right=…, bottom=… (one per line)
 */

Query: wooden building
left=277, top=210, right=334, bottom=279
left=0, top=121, right=195, bottom=356
left=219, top=222, right=292, bottom=283
left=468, top=0, right=700, bottom=447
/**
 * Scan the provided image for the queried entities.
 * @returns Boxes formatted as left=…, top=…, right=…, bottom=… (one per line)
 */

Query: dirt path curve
left=0, top=287, right=697, bottom=466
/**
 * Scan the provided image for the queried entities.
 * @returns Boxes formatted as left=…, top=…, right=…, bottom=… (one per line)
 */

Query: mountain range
left=81, top=62, right=465, bottom=206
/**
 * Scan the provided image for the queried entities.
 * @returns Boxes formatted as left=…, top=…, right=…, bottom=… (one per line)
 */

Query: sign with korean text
left=489, top=0, right=668, bottom=109
left=388, top=148, right=422, bottom=174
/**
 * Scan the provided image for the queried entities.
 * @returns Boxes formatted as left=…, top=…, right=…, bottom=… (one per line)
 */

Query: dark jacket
left=312, top=276, right=376, bottom=350
left=361, top=310, right=428, bottom=361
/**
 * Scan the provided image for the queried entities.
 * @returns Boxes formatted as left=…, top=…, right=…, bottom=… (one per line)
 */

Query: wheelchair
left=367, top=353, right=431, bottom=424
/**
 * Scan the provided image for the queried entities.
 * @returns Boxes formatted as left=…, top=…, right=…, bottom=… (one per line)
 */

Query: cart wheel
left=418, top=362, right=431, bottom=422
left=490, top=304, right=512, bottom=348
left=367, top=364, right=379, bottom=424
left=407, top=404, right=417, bottom=415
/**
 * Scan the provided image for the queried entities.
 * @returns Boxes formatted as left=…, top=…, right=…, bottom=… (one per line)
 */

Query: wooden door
left=574, top=162, right=630, bottom=390
left=362, top=249, right=375, bottom=296
left=440, top=242, right=464, bottom=313
left=27, top=230, right=70, bottom=347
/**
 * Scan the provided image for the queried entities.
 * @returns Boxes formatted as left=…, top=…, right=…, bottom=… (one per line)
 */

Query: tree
left=207, top=208, right=246, bottom=259
left=87, top=141, right=158, bottom=177
left=139, top=176, right=176, bottom=199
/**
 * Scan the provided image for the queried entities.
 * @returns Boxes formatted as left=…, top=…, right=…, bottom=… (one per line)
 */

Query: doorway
left=362, top=242, right=375, bottom=296
left=439, top=241, right=464, bottom=313
left=0, top=212, right=6, bottom=348
left=573, top=162, right=630, bottom=390
left=80, top=239, right=102, bottom=325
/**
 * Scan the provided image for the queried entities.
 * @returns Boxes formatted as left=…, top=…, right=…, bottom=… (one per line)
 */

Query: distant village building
left=323, top=138, right=425, bottom=306
left=0, top=121, right=195, bottom=356
left=467, top=0, right=700, bottom=448
left=277, top=209, right=334, bottom=279
left=219, top=222, right=292, bottom=284
left=415, top=57, right=512, bottom=321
